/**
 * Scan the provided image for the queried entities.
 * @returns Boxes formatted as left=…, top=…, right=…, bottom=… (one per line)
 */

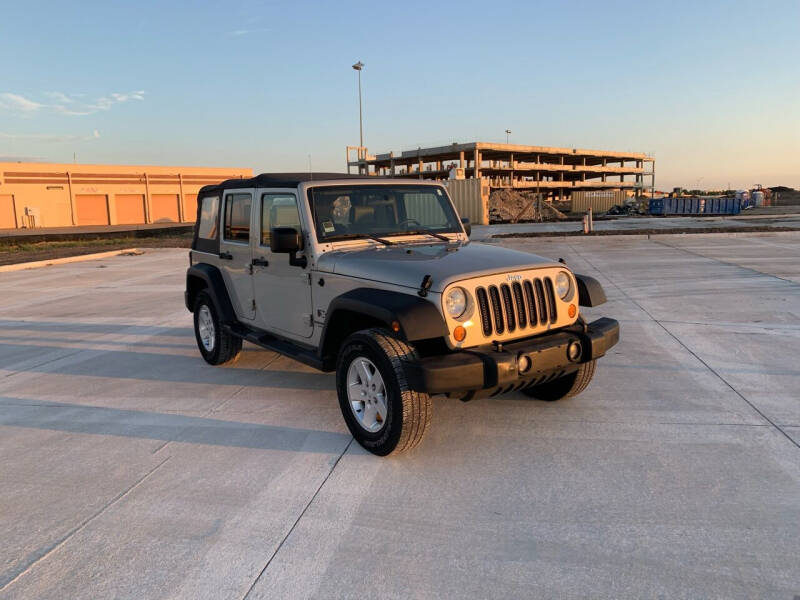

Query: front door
left=220, top=190, right=255, bottom=321
left=252, top=191, right=313, bottom=338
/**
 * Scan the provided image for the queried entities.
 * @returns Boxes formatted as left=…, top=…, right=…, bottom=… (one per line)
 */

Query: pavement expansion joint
left=565, top=240, right=800, bottom=451
left=0, top=455, right=171, bottom=592
left=240, top=437, right=355, bottom=600
left=652, top=239, right=800, bottom=286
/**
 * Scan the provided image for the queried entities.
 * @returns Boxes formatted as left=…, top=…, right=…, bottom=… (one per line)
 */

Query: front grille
left=500, top=284, right=516, bottom=332
left=476, top=287, right=492, bottom=336
left=488, top=286, right=504, bottom=334
left=477, top=276, right=557, bottom=338
left=512, top=282, right=527, bottom=329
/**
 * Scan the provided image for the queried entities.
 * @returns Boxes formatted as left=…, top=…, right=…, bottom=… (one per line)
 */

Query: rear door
left=252, top=190, right=313, bottom=338
left=220, top=190, right=256, bottom=321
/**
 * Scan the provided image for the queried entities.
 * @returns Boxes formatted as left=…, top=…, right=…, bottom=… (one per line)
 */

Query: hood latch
left=418, top=274, right=433, bottom=297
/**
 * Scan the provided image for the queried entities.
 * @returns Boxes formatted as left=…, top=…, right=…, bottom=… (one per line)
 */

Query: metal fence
left=444, top=178, right=489, bottom=224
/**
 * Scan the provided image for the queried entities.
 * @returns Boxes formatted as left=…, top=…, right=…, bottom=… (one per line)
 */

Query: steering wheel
left=397, top=218, right=421, bottom=229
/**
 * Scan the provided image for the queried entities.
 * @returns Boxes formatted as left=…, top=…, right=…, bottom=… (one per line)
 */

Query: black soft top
left=199, top=172, right=370, bottom=194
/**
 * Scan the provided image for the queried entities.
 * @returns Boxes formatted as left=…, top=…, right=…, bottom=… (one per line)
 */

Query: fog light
left=567, top=341, right=582, bottom=362
left=453, top=325, right=467, bottom=342
left=517, top=354, right=532, bottom=373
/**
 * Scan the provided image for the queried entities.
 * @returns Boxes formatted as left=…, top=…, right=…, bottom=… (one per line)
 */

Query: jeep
left=185, top=173, right=619, bottom=455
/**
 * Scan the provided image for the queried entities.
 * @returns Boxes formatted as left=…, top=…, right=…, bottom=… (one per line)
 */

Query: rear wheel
left=193, top=291, right=242, bottom=366
left=336, top=328, right=431, bottom=456
left=521, top=360, right=596, bottom=401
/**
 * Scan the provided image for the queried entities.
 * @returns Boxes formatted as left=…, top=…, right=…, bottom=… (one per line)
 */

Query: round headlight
left=445, top=287, right=467, bottom=318
left=555, top=271, right=571, bottom=299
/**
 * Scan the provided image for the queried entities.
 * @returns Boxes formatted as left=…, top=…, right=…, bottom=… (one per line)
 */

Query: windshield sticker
left=322, top=220, right=336, bottom=233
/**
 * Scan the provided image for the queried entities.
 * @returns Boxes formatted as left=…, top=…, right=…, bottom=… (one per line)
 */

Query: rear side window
left=197, top=196, right=219, bottom=240
left=223, top=193, right=252, bottom=242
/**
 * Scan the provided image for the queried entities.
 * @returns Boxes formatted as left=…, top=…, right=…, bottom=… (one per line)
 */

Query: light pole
left=505, top=129, right=511, bottom=144
left=352, top=61, right=364, bottom=160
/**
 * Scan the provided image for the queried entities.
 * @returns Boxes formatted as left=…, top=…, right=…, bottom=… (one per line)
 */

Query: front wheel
left=336, top=329, right=431, bottom=456
left=521, top=360, right=596, bottom=401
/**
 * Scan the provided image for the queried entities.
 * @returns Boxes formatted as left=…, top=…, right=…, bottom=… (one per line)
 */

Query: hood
left=315, top=241, right=560, bottom=292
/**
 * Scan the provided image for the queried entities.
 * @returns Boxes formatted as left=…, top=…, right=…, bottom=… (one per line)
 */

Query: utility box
left=23, top=206, right=41, bottom=228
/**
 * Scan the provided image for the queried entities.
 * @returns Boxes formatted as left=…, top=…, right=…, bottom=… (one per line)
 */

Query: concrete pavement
left=1, top=235, right=799, bottom=599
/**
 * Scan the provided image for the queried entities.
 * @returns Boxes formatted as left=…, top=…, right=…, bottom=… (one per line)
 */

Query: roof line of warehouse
left=0, top=161, right=253, bottom=173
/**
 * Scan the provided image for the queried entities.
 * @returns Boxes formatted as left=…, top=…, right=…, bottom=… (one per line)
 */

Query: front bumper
left=407, top=317, right=619, bottom=397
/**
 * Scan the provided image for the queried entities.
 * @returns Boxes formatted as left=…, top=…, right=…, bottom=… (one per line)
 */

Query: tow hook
left=577, top=315, right=589, bottom=334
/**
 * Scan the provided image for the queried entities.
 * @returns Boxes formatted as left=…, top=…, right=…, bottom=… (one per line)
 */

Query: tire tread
left=367, top=328, right=431, bottom=454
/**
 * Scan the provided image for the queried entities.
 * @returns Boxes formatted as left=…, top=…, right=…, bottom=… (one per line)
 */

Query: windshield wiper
left=394, top=228, right=450, bottom=242
left=325, top=233, right=395, bottom=246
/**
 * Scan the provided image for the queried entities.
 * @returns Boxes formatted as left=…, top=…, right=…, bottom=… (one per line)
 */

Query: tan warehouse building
left=0, top=162, right=253, bottom=229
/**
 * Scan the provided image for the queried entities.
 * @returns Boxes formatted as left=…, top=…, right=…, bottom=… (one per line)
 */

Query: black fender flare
left=185, top=264, right=237, bottom=323
left=321, top=288, right=449, bottom=345
left=574, top=273, right=607, bottom=307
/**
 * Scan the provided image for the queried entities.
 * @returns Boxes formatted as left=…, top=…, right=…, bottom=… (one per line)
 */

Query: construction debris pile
left=606, top=197, right=649, bottom=216
left=489, top=189, right=568, bottom=223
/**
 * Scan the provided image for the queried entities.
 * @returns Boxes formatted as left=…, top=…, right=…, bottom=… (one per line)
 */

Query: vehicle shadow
left=0, top=397, right=350, bottom=454
left=0, top=342, right=334, bottom=390
left=0, top=319, right=190, bottom=337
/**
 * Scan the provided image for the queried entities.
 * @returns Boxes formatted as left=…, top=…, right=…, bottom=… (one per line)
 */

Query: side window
left=223, top=193, right=252, bottom=243
left=197, top=195, right=219, bottom=239
left=261, top=193, right=301, bottom=246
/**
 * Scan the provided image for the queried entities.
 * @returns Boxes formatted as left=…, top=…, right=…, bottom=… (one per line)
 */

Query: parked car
left=185, top=173, right=619, bottom=455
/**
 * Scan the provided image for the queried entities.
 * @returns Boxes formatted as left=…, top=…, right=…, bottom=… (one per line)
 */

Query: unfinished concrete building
left=347, top=141, right=654, bottom=204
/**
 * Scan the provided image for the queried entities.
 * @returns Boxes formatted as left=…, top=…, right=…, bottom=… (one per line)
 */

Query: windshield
left=308, top=185, right=462, bottom=242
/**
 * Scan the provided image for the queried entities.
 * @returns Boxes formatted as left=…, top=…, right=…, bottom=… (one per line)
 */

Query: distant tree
left=769, top=186, right=795, bottom=193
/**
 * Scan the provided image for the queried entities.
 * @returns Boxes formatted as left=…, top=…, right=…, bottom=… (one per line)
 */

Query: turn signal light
left=391, top=320, right=401, bottom=333
left=453, top=326, right=467, bottom=342
left=568, top=304, right=577, bottom=318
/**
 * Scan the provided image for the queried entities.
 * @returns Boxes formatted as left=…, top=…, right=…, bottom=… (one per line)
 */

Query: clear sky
left=1, top=0, right=797, bottom=190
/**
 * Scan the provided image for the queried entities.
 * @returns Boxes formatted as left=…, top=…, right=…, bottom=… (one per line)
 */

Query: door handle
left=219, top=251, right=233, bottom=260
left=251, top=257, right=269, bottom=267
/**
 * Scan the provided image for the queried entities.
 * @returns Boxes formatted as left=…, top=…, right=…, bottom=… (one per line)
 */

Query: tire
left=521, top=360, right=597, bottom=401
left=336, top=328, right=431, bottom=456
left=193, top=290, right=242, bottom=366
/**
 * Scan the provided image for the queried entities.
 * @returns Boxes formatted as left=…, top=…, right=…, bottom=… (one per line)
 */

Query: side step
left=225, top=323, right=325, bottom=371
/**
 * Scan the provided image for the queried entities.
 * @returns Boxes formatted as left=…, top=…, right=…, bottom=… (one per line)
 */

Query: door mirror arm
left=288, top=252, right=308, bottom=269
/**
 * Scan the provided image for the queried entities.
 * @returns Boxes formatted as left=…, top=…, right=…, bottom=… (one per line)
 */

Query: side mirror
left=270, top=227, right=307, bottom=268
left=460, top=217, right=471, bottom=238
left=271, top=227, right=302, bottom=253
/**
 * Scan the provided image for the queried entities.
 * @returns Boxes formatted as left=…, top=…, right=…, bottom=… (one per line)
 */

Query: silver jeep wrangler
left=185, top=173, right=619, bottom=455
